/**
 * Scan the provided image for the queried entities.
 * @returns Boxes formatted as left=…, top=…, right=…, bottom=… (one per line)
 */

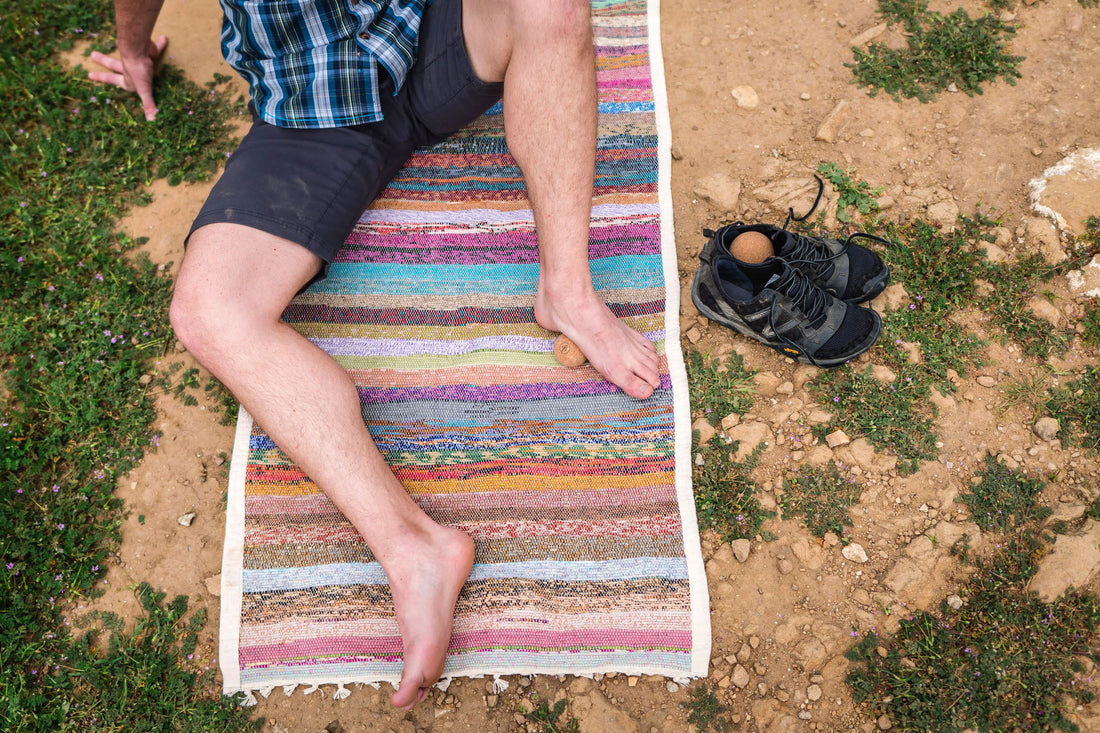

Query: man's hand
left=88, top=35, right=168, bottom=121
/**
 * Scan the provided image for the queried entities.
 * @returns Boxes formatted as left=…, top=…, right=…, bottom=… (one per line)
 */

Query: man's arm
left=88, top=0, right=168, bottom=121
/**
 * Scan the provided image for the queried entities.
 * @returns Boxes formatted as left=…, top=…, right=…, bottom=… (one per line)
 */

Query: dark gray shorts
left=188, top=0, right=503, bottom=268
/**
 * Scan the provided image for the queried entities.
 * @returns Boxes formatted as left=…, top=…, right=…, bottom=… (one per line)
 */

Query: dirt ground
left=88, top=0, right=1100, bottom=730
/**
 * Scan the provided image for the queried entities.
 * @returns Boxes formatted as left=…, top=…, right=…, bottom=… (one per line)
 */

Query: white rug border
left=648, top=0, right=712, bottom=679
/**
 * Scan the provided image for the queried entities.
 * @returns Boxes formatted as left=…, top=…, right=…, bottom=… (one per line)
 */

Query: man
left=91, top=0, right=661, bottom=709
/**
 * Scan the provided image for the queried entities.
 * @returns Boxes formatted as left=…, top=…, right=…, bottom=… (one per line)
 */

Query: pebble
left=732, top=538, right=752, bottom=563
left=800, top=92, right=812, bottom=100
left=807, top=684, right=822, bottom=701
left=731, top=85, right=760, bottom=110
left=1034, top=416, right=1060, bottom=441
left=825, top=429, right=850, bottom=448
left=850, top=22, right=887, bottom=46
left=841, top=543, right=868, bottom=563
left=177, top=512, right=196, bottom=527
left=732, top=665, right=751, bottom=688
left=778, top=558, right=794, bottom=574
left=947, top=594, right=964, bottom=610
left=878, top=714, right=894, bottom=730
left=815, top=101, right=851, bottom=144
left=976, top=375, right=996, bottom=388
left=666, top=681, right=679, bottom=693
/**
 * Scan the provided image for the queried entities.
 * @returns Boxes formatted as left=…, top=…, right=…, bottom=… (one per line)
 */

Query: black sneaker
left=700, top=177, right=891, bottom=303
left=691, top=254, right=882, bottom=368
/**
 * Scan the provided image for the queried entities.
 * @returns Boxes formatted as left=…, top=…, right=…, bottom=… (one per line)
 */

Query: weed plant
left=522, top=699, right=580, bottom=733
left=848, top=0, right=1023, bottom=102
left=686, top=683, right=734, bottom=732
left=958, top=456, right=1050, bottom=532
left=1081, top=299, right=1100, bottom=346
left=1047, top=367, right=1100, bottom=452
left=685, top=349, right=755, bottom=426
left=693, top=437, right=769, bottom=542
left=0, top=0, right=253, bottom=727
left=780, top=461, right=862, bottom=538
left=816, top=162, right=882, bottom=224
left=846, top=530, right=1100, bottom=732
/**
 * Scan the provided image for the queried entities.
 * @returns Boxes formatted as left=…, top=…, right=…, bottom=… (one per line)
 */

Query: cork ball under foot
left=553, top=334, right=587, bottom=367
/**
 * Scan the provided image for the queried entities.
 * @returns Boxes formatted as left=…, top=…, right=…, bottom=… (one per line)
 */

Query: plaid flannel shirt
left=220, top=0, right=429, bottom=128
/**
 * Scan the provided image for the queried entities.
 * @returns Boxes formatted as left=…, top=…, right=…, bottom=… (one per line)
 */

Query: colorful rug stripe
left=219, top=0, right=708, bottom=700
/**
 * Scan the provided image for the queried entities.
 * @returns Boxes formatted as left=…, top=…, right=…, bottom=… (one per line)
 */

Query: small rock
left=800, top=92, right=812, bottom=100
left=666, top=681, right=679, bottom=693
left=694, top=172, right=742, bottom=213
left=732, top=538, right=752, bottom=563
left=204, top=574, right=221, bottom=597
left=732, top=664, right=751, bottom=688
left=946, top=594, right=964, bottom=610
left=878, top=714, right=894, bottom=730
left=177, top=512, right=196, bottom=527
left=138, top=373, right=153, bottom=385
left=692, top=417, right=717, bottom=445
left=486, top=694, right=498, bottom=708
left=926, top=200, right=959, bottom=232
left=1028, top=520, right=1100, bottom=602
left=850, top=22, right=887, bottom=46
left=807, top=684, right=822, bottom=701
left=776, top=381, right=795, bottom=395
left=727, top=421, right=773, bottom=461
left=686, top=327, right=702, bottom=344
left=871, top=365, right=897, bottom=384
left=324, top=721, right=346, bottom=733
left=777, top=558, right=794, bottom=574
left=1034, top=417, right=1060, bottom=441
left=1029, top=296, right=1062, bottom=327
left=976, top=375, right=996, bottom=388
left=721, top=413, right=741, bottom=430
left=842, top=543, right=868, bottom=563
left=825, top=429, right=851, bottom=448
left=815, top=101, right=851, bottom=144
left=1066, top=256, right=1100, bottom=298
left=731, top=86, right=760, bottom=110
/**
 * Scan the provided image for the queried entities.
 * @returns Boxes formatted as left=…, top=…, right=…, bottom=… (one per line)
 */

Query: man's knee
left=509, top=0, right=591, bottom=45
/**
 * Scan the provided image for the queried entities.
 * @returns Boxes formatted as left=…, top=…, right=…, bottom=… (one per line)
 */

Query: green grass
left=0, top=0, right=254, bottom=727
left=780, top=461, right=863, bottom=538
left=958, top=456, right=1051, bottom=533
left=848, top=0, right=1023, bottom=102
left=816, top=162, right=883, bottom=224
left=522, top=699, right=580, bottom=733
left=1081, top=299, right=1100, bottom=347
left=693, top=437, right=769, bottom=542
left=1046, top=367, right=1100, bottom=452
left=685, top=349, right=756, bottom=426
left=685, top=683, right=734, bottom=732
left=846, top=530, right=1100, bottom=732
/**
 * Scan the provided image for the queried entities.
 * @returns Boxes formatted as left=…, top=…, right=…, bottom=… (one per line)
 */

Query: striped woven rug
left=219, top=0, right=709, bottom=701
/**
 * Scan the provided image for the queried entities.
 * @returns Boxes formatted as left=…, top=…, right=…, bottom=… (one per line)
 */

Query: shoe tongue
left=773, top=230, right=797, bottom=255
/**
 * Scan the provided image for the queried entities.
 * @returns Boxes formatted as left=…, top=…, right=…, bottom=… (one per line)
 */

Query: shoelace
left=767, top=264, right=831, bottom=368
left=778, top=176, right=894, bottom=278
left=767, top=262, right=830, bottom=329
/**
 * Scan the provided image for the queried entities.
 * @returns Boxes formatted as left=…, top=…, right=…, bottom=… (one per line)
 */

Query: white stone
left=731, top=538, right=752, bottom=563
left=694, top=172, right=742, bottom=214
left=1034, top=416, right=1060, bottom=441
left=842, top=543, right=868, bottom=563
left=731, top=85, right=760, bottom=110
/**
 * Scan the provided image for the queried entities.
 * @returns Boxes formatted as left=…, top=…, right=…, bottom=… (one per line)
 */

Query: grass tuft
left=958, top=456, right=1050, bottom=533
left=848, top=0, right=1023, bottom=102
left=1046, top=367, right=1100, bottom=452
left=685, top=349, right=756, bottom=426
left=816, top=162, right=883, bottom=223
left=780, top=461, right=863, bottom=538
left=846, top=530, right=1100, bottom=732
left=685, top=683, right=734, bottom=732
left=522, top=699, right=580, bottom=733
left=693, top=437, right=769, bottom=542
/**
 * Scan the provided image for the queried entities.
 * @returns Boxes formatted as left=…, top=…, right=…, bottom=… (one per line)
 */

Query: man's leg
left=170, top=225, right=472, bottom=709
left=462, top=0, right=661, bottom=400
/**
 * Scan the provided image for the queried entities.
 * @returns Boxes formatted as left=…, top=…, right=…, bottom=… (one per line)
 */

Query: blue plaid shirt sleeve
left=220, top=0, right=430, bottom=129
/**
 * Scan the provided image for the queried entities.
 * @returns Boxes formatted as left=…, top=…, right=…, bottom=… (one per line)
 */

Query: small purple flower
left=57, top=523, right=64, bottom=530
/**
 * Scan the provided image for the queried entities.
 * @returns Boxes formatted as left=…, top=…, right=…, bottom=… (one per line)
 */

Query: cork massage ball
left=730, top=230, right=773, bottom=264
left=553, top=334, right=587, bottom=367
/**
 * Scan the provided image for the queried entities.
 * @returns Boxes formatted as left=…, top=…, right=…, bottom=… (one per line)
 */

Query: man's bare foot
left=535, top=284, right=660, bottom=399
left=384, top=524, right=475, bottom=709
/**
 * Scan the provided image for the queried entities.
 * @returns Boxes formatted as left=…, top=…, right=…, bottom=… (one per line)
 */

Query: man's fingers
left=89, top=51, right=124, bottom=74
left=137, top=90, right=159, bottom=121
left=87, top=70, right=128, bottom=89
